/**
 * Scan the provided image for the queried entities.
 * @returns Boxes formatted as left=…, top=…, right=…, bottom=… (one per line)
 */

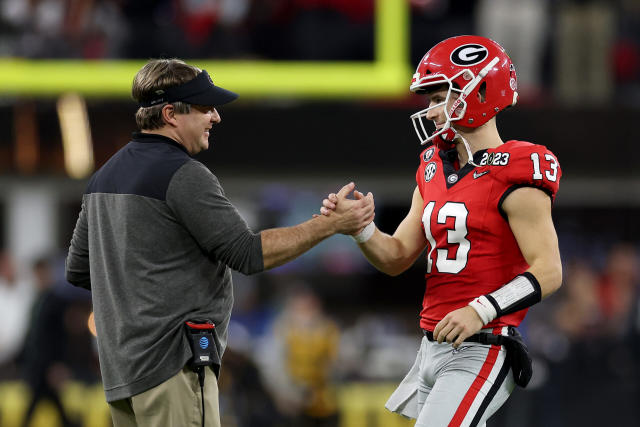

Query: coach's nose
left=211, top=108, right=221, bottom=123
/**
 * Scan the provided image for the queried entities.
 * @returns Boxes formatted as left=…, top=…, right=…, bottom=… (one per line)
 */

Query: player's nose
left=426, top=106, right=440, bottom=121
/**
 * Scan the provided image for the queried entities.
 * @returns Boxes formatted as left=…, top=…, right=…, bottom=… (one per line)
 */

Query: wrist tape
left=469, top=272, right=542, bottom=324
left=352, top=222, right=375, bottom=244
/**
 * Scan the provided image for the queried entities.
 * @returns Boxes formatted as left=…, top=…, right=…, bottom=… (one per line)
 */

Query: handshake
left=313, top=182, right=375, bottom=238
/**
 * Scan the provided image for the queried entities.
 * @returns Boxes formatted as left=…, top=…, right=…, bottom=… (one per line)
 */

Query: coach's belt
left=423, top=329, right=504, bottom=346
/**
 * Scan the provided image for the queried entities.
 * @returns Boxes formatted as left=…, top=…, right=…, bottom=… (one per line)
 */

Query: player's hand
left=321, top=182, right=374, bottom=235
left=433, top=306, right=484, bottom=348
left=349, top=190, right=375, bottom=235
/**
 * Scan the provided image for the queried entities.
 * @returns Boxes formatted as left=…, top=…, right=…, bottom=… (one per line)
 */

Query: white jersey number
left=530, top=152, right=558, bottom=182
left=422, top=201, right=470, bottom=274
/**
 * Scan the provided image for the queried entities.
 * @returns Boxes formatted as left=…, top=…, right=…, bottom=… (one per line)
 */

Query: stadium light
left=57, top=93, right=94, bottom=178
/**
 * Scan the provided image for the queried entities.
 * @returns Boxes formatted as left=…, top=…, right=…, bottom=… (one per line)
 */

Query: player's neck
left=454, top=121, right=503, bottom=166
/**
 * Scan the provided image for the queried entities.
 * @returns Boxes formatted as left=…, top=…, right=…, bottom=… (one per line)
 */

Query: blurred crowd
left=0, top=0, right=375, bottom=60
left=0, top=240, right=638, bottom=426
left=0, top=251, right=95, bottom=427
left=517, top=242, right=640, bottom=426
left=0, top=0, right=639, bottom=105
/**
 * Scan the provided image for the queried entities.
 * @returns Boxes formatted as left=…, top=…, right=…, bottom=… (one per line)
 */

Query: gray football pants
left=386, top=327, right=515, bottom=427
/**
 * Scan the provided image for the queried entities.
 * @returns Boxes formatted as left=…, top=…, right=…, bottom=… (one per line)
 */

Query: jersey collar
left=131, top=132, right=190, bottom=155
left=439, top=148, right=488, bottom=188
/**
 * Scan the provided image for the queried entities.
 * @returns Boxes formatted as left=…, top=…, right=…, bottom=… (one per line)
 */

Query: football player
left=321, top=35, right=562, bottom=426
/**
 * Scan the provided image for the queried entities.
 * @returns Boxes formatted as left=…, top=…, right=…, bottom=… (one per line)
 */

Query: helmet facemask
left=410, top=69, right=473, bottom=149
left=410, top=55, right=501, bottom=163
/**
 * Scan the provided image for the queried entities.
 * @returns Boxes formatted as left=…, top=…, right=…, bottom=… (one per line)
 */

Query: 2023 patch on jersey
left=416, top=140, right=561, bottom=331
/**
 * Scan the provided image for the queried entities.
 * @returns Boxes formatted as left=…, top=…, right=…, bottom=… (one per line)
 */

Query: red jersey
left=416, top=140, right=561, bottom=331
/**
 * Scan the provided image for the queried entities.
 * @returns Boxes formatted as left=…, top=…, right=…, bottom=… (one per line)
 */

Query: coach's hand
left=319, top=192, right=339, bottom=216
left=433, top=306, right=485, bottom=348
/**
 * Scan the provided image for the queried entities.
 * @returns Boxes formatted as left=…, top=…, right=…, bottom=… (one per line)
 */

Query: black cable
left=197, top=367, right=205, bottom=427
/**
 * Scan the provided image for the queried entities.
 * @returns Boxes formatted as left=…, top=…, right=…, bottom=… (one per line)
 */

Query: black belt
left=423, top=329, right=505, bottom=346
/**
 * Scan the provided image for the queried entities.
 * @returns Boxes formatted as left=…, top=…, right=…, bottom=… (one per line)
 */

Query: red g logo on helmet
left=450, top=44, right=488, bottom=66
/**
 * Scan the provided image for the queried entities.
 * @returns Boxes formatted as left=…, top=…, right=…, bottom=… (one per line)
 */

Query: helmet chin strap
left=456, top=133, right=480, bottom=167
left=437, top=127, right=479, bottom=167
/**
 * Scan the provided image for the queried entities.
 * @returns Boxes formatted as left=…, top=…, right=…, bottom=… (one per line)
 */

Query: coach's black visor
left=138, top=70, right=238, bottom=107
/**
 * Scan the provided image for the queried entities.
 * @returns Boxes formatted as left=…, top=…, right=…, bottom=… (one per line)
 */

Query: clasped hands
left=314, top=182, right=375, bottom=236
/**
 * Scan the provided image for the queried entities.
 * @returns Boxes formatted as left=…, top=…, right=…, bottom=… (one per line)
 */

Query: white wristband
left=351, top=222, right=375, bottom=244
left=468, top=295, right=497, bottom=325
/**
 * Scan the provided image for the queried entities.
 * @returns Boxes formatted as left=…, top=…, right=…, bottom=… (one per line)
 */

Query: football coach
left=65, top=58, right=374, bottom=427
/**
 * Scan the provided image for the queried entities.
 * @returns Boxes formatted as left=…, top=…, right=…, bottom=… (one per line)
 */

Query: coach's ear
left=161, top=104, right=178, bottom=127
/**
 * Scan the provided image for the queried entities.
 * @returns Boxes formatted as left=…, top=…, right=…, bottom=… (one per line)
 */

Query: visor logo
left=450, top=44, right=488, bottom=66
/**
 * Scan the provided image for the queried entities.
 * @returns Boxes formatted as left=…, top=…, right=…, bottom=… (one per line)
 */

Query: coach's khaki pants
left=109, top=366, right=220, bottom=427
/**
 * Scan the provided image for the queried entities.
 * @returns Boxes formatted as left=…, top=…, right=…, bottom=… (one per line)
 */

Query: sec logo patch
left=424, top=162, right=437, bottom=182
left=423, top=147, right=435, bottom=162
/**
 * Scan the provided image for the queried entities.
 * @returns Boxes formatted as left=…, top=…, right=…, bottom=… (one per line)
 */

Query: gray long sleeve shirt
left=65, top=133, right=264, bottom=402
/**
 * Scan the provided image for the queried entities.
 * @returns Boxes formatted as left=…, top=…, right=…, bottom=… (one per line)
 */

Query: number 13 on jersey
left=422, top=201, right=470, bottom=274
left=530, top=152, right=558, bottom=182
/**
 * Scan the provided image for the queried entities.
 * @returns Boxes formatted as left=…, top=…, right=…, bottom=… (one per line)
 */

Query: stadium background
left=0, top=0, right=639, bottom=426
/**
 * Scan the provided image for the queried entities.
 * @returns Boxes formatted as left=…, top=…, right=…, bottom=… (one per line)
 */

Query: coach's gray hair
left=132, top=59, right=200, bottom=130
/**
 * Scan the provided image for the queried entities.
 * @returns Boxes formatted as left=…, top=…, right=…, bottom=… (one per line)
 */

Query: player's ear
left=477, top=82, right=486, bottom=104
